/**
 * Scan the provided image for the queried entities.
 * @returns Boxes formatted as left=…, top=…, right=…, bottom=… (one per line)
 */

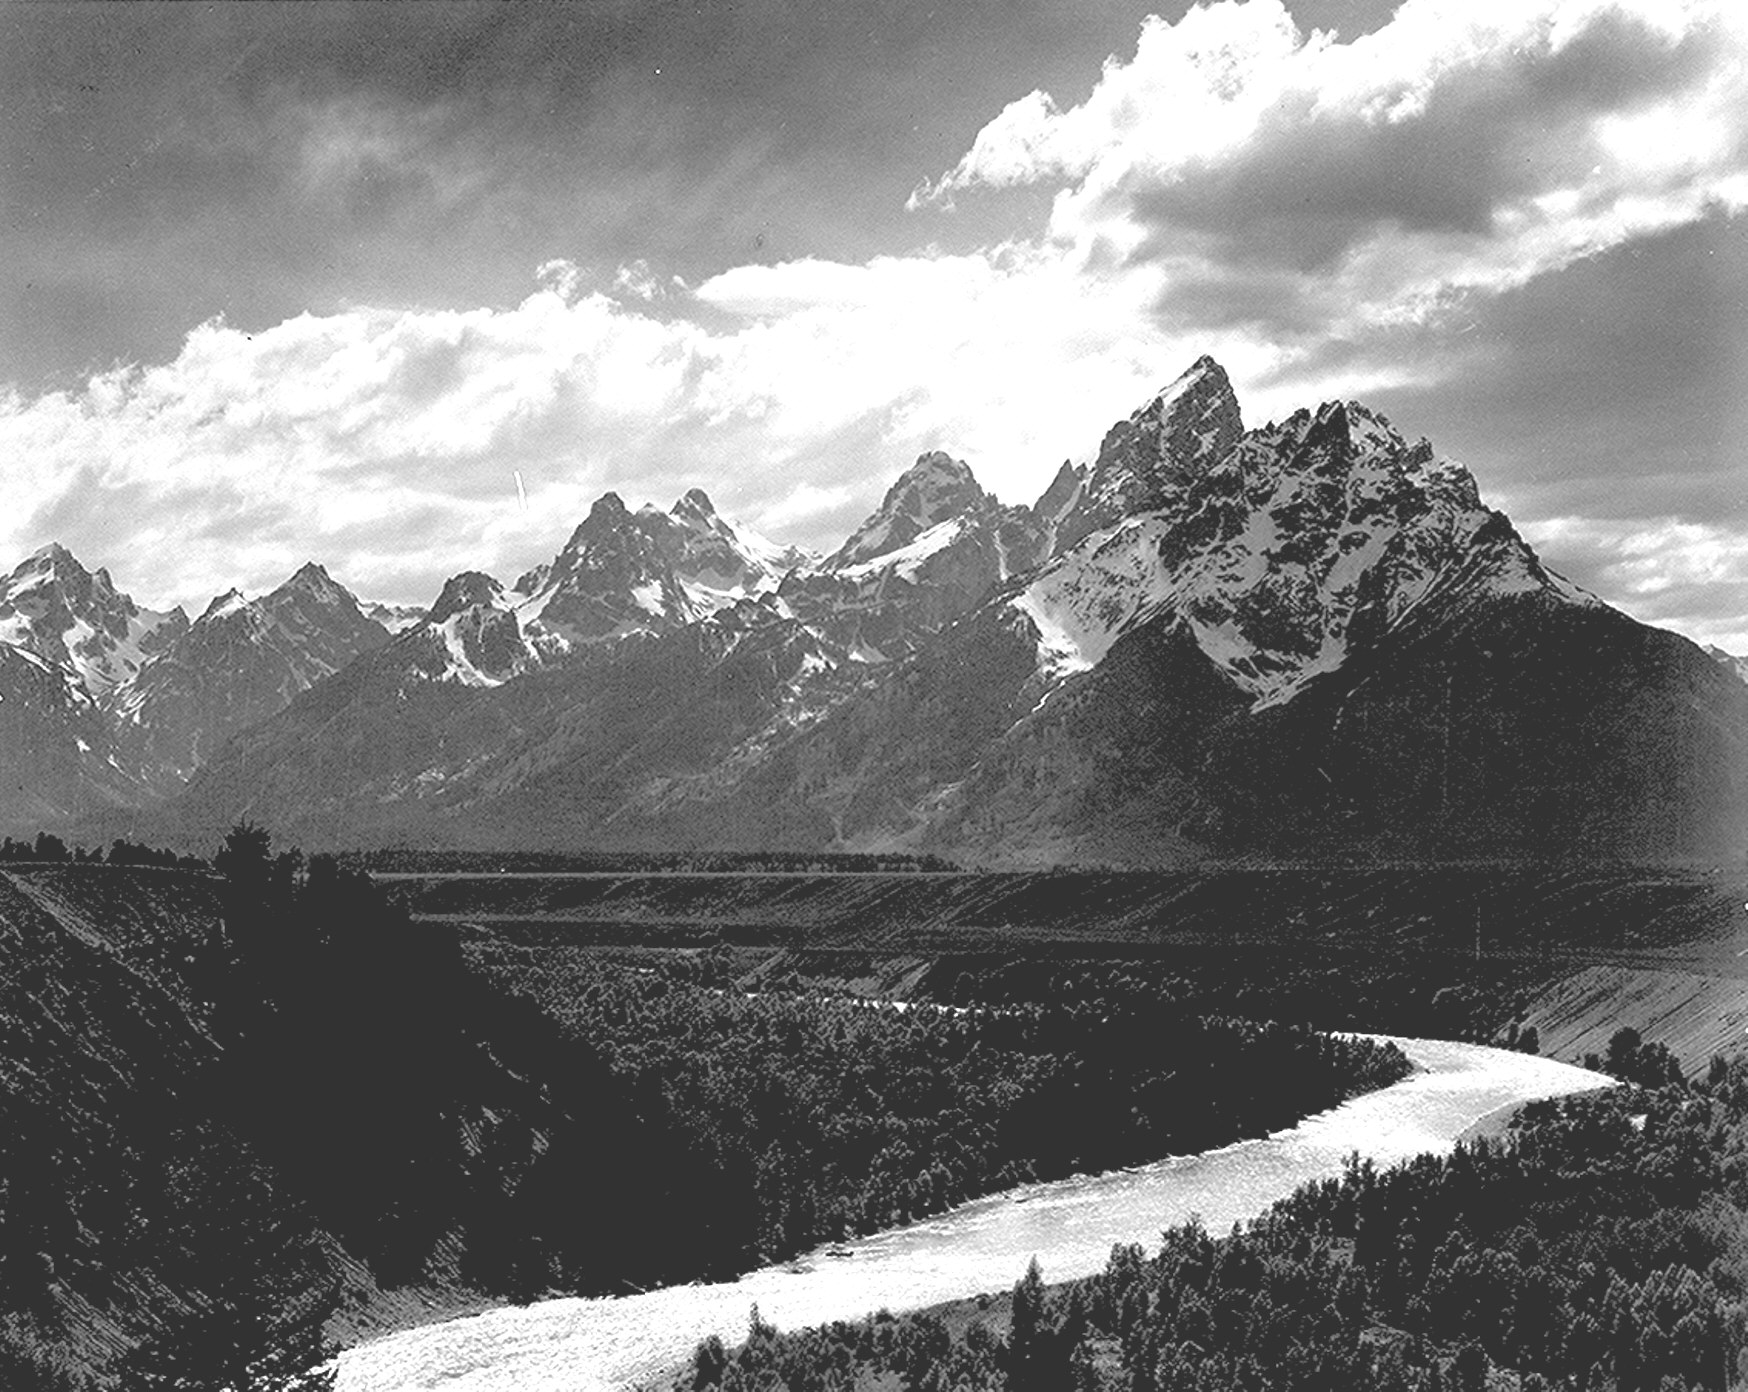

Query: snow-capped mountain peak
left=0, top=542, right=187, bottom=699
left=1050, top=356, right=1245, bottom=557
left=430, top=571, right=512, bottom=626
left=198, top=589, right=251, bottom=623
left=1015, top=388, right=1574, bottom=709
left=280, top=560, right=350, bottom=605
left=511, top=486, right=801, bottom=654
left=826, top=451, right=990, bottom=571
left=418, top=572, right=528, bottom=686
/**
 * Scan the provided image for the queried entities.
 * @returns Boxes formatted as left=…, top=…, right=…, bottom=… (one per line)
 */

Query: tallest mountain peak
left=1050, top=354, right=1244, bottom=556
left=1151, top=354, right=1237, bottom=421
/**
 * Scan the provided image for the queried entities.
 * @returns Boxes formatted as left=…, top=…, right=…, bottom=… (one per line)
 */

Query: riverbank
left=334, top=1039, right=1611, bottom=1392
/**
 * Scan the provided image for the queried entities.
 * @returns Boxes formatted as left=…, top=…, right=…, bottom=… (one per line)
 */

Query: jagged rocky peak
left=429, top=571, right=510, bottom=626
left=1032, top=460, right=1085, bottom=522
left=827, top=451, right=991, bottom=570
left=1230, top=399, right=1484, bottom=522
left=532, top=491, right=673, bottom=593
left=1052, top=356, right=1245, bottom=555
left=5, top=542, right=115, bottom=617
left=1015, top=379, right=1572, bottom=711
left=198, top=588, right=251, bottom=622
left=0, top=541, right=187, bottom=697
left=672, top=486, right=724, bottom=528
left=659, top=488, right=769, bottom=583
left=590, top=490, right=630, bottom=520
left=280, top=560, right=347, bottom=601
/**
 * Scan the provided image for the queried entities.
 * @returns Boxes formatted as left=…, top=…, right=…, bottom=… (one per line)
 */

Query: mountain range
left=7, top=357, right=1747, bottom=864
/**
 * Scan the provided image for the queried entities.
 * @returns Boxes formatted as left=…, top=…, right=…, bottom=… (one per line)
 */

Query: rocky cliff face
left=1049, top=356, right=1246, bottom=556
left=777, top=452, right=1046, bottom=663
left=0, top=544, right=187, bottom=699
left=1013, top=396, right=1588, bottom=709
left=0, top=552, right=391, bottom=823
left=111, top=563, right=391, bottom=793
left=512, top=488, right=799, bottom=652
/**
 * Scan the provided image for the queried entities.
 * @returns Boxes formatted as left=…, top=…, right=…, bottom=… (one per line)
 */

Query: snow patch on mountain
left=0, top=544, right=188, bottom=699
left=362, top=600, right=428, bottom=634
left=509, top=488, right=798, bottom=657
left=835, top=518, right=967, bottom=581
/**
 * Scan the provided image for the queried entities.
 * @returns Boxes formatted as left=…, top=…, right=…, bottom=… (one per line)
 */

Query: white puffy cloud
left=0, top=282, right=713, bottom=608
left=916, top=0, right=1748, bottom=355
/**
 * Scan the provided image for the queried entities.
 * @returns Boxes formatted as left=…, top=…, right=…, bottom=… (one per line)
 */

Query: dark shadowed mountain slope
left=0, top=644, right=145, bottom=830
left=163, top=593, right=857, bottom=851
left=112, top=562, right=391, bottom=794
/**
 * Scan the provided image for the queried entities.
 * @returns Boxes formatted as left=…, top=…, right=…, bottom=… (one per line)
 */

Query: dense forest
left=912, top=957, right=1549, bottom=1049
left=693, top=1052, right=1745, bottom=1392
left=0, top=829, right=1406, bottom=1389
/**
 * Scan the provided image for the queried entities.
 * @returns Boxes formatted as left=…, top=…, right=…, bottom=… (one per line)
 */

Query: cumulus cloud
left=0, top=281, right=711, bottom=608
left=915, top=0, right=1748, bottom=355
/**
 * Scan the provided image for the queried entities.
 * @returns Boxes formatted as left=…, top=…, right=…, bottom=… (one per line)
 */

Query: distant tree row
left=919, top=955, right=1542, bottom=1047
left=344, top=846, right=960, bottom=875
left=0, top=830, right=203, bottom=868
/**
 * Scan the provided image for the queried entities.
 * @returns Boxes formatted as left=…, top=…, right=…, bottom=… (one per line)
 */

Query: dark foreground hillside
left=0, top=849, right=1409, bottom=1389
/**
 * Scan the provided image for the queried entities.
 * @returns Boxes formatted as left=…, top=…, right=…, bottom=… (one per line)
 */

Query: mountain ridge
left=7, top=357, right=1745, bottom=864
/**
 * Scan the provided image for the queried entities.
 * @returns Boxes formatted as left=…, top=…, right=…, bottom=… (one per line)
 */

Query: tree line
left=0, top=832, right=202, bottom=867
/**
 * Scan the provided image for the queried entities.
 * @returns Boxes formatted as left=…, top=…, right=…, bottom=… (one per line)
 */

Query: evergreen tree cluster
left=697, top=1064, right=1748, bottom=1392
left=923, top=957, right=1538, bottom=1046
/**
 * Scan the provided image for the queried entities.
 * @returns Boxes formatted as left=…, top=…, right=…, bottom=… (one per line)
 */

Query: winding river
left=336, top=1038, right=1612, bottom=1392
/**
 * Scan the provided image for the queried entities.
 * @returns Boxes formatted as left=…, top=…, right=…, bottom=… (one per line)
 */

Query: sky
left=2, top=0, right=1746, bottom=651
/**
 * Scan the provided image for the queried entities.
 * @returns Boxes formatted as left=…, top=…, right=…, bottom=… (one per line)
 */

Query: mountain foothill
left=4, top=355, right=1745, bottom=865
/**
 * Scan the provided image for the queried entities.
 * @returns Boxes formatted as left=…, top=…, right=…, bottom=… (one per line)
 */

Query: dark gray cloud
left=1244, top=210, right=1748, bottom=644
left=0, top=0, right=1181, bottom=389
left=1349, top=212, right=1748, bottom=528
left=1132, top=8, right=1729, bottom=281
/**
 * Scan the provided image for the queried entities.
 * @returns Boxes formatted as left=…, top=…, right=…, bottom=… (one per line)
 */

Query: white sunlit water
left=336, top=1038, right=1612, bottom=1392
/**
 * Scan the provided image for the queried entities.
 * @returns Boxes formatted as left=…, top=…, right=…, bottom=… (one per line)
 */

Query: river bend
left=336, top=1038, right=1612, bottom=1392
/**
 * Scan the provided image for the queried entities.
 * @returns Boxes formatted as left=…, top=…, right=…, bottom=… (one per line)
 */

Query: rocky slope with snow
left=112, top=563, right=392, bottom=794
left=778, top=452, right=1047, bottom=663
left=0, top=544, right=187, bottom=700
left=0, top=550, right=393, bottom=826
